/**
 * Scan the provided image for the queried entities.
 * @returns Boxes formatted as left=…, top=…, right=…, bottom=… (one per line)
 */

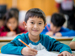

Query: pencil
left=46, top=25, right=50, bottom=31
left=0, top=50, right=1, bottom=53
left=8, top=24, right=13, bottom=31
left=9, top=26, right=13, bottom=31
left=18, top=39, right=31, bottom=48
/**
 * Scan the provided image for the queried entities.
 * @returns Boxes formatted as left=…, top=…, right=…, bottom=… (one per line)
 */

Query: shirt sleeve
left=72, top=37, right=75, bottom=41
left=1, top=34, right=25, bottom=55
left=45, top=36, right=72, bottom=53
left=60, top=27, right=75, bottom=37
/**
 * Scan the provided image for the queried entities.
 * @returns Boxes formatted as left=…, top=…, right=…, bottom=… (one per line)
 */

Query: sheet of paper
left=72, top=51, right=75, bottom=53
left=36, top=49, right=58, bottom=56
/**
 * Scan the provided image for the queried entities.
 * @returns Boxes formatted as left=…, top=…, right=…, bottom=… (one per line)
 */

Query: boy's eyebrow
left=30, top=20, right=34, bottom=21
left=39, top=21, right=43, bottom=22
left=30, top=20, right=43, bottom=22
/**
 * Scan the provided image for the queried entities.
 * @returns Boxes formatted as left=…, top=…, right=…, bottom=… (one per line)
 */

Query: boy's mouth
left=33, top=30, right=39, bottom=32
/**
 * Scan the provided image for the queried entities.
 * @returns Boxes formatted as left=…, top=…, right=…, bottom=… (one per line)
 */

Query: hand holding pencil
left=18, top=39, right=37, bottom=56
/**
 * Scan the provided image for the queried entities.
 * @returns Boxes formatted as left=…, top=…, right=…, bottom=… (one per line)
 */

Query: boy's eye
left=39, top=23, right=42, bottom=24
left=31, top=22, right=34, bottom=24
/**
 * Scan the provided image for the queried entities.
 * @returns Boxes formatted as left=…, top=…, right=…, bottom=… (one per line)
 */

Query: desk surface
left=0, top=36, right=74, bottom=42
left=0, top=51, right=75, bottom=56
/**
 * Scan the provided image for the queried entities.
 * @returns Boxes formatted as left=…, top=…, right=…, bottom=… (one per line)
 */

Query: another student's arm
left=0, top=31, right=16, bottom=37
left=0, top=32, right=7, bottom=36
left=69, top=37, right=75, bottom=49
left=60, top=27, right=75, bottom=36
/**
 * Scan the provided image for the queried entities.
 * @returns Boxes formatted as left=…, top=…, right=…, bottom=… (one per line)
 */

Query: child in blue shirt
left=1, top=8, right=74, bottom=56
left=41, top=13, right=75, bottom=37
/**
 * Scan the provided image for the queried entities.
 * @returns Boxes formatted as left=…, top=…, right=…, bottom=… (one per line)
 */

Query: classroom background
left=0, top=0, right=75, bottom=54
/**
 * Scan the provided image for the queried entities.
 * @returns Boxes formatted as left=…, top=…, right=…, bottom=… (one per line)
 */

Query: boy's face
left=50, top=22, right=61, bottom=33
left=25, top=17, right=45, bottom=36
left=6, top=17, right=18, bottom=30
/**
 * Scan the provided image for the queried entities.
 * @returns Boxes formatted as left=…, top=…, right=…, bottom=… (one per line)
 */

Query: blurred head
left=50, top=13, right=66, bottom=33
left=3, top=11, right=18, bottom=31
left=9, top=8, right=19, bottom=19
left=24, top=8, right=46, bottom=36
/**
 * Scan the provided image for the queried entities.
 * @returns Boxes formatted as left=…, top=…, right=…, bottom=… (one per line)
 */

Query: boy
left=69, top=37, right=75, bottom=50
left=1, top=8, right=74, bottom=56
left=41, top=13, right=75, bottom=37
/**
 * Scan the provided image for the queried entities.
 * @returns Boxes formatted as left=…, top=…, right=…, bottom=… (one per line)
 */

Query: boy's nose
left=34, top=24, right=38, bottom=28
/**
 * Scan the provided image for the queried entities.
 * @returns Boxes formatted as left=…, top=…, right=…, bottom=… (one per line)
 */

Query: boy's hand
left=21, top=47, right=37, bottom=55
left=46, top=31, right=54, bottom=36
left=55, top=32, right=62, bottom=37
left=58, top=51, right=74, bottom=56
left=7, top=31, right=16, bottom=37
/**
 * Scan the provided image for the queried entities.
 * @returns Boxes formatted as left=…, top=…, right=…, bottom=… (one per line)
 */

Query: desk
left=0, top=36, right=73, bottom=42
left=0, top=36, right=74, bottom=49
left=0, top=51, right=75, bottom=56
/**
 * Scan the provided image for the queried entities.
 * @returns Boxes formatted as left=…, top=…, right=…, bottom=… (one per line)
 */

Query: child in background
left=69, top=37, right=75, bottom=50
left=0, top=16, right=4, bottom=36
left=1, top=8, right=74, bottom=56
left=0, top=11, right=27, bottom=37
left=41, top=13, right=75, bottom=37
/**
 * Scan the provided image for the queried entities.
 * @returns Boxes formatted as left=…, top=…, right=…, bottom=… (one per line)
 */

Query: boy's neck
left=28, top=33, right=40, bottom=43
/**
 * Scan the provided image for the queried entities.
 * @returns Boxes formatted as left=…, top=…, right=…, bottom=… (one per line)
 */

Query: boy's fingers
left=58, top=53, right=63, bottom=56
left=29, top=51, right=37, bottom=55
left=71, top=54, right=75, bottom=56
left=30, top=48, right=37, bottom=52
left=67, top=53, right=70, bottom=56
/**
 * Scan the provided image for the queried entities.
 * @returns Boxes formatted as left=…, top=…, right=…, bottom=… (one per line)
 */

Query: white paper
left=36, top=49, right=58, bottom=56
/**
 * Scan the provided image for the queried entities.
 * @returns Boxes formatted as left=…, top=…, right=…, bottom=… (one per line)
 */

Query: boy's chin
left=31, top=33, right=40, bottom=36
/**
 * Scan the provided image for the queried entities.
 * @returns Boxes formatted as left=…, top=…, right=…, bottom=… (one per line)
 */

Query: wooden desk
left=0, top=36, right=73, bottom=42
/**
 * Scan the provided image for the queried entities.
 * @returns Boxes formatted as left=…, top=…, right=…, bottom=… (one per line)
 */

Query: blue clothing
left=1, top=32, right=72, bottom=55
left=41, top=24, right=75, bottom=37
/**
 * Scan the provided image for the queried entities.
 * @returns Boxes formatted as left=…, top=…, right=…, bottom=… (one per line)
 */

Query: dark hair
left=3, top=11, right=21, bottom=34
left=25, top=8, right=46, bottom=24
left=51, top=13, right=66, bottom=27
left=9, top=8, right=19, bottom=19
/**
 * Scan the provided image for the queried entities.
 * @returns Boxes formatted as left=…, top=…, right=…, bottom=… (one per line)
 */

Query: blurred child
left=0, top=11, right=27, bottom=37
left=41, top=13, right=75, bottom=37
left=69, top=37, right=75, bottom=50
left=1, top=8, right=74, bottom=56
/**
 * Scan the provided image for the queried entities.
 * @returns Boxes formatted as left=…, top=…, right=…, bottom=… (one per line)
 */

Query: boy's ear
left=43, top=23, right=47, bottom=29
left=44, top=23, right=47, bottom=27
left=23, top=21, right=27, bottom=29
